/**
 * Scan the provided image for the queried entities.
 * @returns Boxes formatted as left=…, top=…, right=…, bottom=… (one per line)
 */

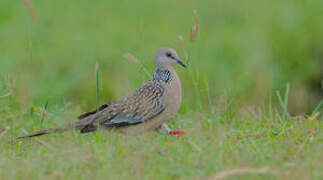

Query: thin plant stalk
left=95, top=63, right=100, bottom=129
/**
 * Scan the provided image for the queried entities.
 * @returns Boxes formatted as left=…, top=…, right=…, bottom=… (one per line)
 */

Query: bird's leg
left=156, top=123, right=186, bottom=136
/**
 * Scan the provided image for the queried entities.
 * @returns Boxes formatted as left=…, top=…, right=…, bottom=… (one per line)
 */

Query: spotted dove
left=18, top=48, right=186, bottom=138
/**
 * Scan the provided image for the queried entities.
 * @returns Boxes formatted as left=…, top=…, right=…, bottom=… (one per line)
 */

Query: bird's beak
left=174, top=58, right=187, bottom=68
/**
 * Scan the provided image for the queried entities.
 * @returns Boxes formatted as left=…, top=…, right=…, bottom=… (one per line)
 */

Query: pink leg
left=168, top=129, right=186, bottom=137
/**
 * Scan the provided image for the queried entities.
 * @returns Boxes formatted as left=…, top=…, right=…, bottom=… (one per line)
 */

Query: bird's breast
left=163, top=68, right=182, bottom=116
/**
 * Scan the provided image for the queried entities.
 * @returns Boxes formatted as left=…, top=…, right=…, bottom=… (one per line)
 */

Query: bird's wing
left=101, top=80, right=166, bottom=127
left=76, top=80, right=166, bottom=129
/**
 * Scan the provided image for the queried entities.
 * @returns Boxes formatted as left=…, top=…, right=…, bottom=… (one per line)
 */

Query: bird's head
left=154, top=48, right=187, bottom=68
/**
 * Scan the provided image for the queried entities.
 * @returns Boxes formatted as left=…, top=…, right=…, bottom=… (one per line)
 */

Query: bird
left=18, top=47, right=187, bottom=138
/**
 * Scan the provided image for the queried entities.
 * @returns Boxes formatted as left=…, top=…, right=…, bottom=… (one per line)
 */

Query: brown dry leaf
left=178, top=35, right=188, bottom=60
left=190, top=9, right=200, bottom=42
left=22, top=0, right=35, bottom=23
left=124, top=52, right=139, bottom=65
left=208, top=167, right=275, bottom=180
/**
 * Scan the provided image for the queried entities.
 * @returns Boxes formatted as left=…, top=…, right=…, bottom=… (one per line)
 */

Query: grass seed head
left=190, top=9, right=200, bottom=42
left=124, top=52, right=139, bottom=65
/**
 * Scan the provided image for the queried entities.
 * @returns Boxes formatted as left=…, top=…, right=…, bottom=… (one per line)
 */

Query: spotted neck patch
left=152, top=68, right=172, bottom=83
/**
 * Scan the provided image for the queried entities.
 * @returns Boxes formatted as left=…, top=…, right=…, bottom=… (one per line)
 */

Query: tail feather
left=18, top=127, right=69, bottom=139
left=18, top=108, right=102, bottom=139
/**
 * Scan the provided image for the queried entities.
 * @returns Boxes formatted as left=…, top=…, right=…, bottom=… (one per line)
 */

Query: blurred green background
left=0, top=1, right=322, bottom=179
left=0, top=0, right=322, bottom=114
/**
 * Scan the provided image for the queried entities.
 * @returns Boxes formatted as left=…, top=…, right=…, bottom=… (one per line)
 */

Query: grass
left=0, top=0, right=323, bottom=179
left=0, top=97, right=322, bottom=179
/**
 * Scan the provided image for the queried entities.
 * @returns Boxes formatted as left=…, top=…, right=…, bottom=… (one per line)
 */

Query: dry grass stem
left=208, top=167, right=274, bottom=180
left=0, top=126, right=10, bottom=138
left=188, top=140, right=202, bottom=153
left=94, top=62, right=100, bottom=75
left=308, top=112, right=320, bottom=122
left=0, top=93, right=11, bottom=99
left=178, top=35, right=188, bottom=60
left=124, top=52, right=151, bottom=77
left=190, top=9, right=200, bottom=42
left=124, top=52, right=139, bottom=65
left=4, top=75, right=16, bottom=96
left=22, top=0, right=35, bottom=23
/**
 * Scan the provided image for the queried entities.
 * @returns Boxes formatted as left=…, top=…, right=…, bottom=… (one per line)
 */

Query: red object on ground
left=168, top=129, right=186, bottom=136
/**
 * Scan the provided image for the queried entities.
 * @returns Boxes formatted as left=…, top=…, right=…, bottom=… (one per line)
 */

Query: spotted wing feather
left=76, top=80, right=166, bottom=131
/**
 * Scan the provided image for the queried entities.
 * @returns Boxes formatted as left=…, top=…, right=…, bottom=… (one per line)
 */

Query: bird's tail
left=17, top=126, right=72, bottom=139
left=18, top=109, right=100, bottom=139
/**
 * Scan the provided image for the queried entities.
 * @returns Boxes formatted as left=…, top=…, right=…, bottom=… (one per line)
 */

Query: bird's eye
left=166, top=52, right=172, bottom=57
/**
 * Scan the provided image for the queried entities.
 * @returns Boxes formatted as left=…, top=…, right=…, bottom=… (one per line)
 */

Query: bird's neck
left=152, top=66, right=174, bottom=83
left=155, top=65, right=182, bottom=114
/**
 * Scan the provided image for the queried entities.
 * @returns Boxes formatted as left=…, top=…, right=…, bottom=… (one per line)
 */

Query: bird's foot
left=168, top=129, right=186, bottom=137
left=157, top=123, right=186, bottom=137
